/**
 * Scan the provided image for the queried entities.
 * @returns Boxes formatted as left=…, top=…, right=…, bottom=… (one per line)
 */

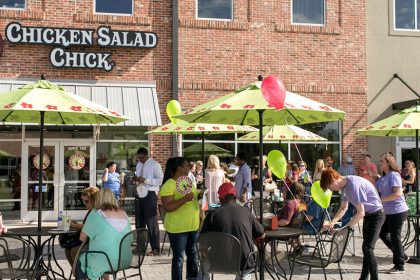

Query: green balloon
left=166, top=100, right=182, bottom=124
left=267, top=150, right=287, bottom=179
left=311, top=180, right=332, bottom=209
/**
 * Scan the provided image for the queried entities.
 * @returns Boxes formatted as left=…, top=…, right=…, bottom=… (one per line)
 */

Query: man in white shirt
left=135, top=147, right=163, bottom=256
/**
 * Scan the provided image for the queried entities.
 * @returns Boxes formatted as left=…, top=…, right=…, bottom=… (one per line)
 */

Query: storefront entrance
left=21, top=140, right=95, bottom=222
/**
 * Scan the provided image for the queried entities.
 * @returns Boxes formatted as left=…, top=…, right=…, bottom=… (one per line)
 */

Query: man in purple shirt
left=234, top=153, right=252, bottom=203
left=321, top=168, right=384, bottom=280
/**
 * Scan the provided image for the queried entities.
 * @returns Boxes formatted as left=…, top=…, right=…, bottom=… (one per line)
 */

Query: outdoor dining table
left=263, top=227, right=302, bottom=280
left=5, top=226, right=76, bottom=279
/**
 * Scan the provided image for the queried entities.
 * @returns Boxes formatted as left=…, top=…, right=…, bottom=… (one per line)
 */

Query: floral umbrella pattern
left=146, top=119, right=258, bottom=135
left=176, top=81, right=345, bottom=125
left=0, top=80, right=128, bottom=124
left=238, top=124, right=327, bottom=142
left=357, top=104, right=420, bottom=136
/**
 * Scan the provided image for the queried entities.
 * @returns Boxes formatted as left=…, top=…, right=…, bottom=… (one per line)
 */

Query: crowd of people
left=0, top=148, right=416, bottom=280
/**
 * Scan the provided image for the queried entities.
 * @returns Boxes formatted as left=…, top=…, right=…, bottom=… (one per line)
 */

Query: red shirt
left=277, top=199, right=299, bottom=225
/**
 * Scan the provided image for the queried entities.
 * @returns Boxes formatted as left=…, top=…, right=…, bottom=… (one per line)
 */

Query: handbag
left=264, top=181, right=277, bottom=192
left=58, top=231, right=82, bottom=249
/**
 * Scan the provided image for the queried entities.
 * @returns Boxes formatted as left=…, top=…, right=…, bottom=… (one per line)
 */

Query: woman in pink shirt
left=359, top=154, right=378, bottom=185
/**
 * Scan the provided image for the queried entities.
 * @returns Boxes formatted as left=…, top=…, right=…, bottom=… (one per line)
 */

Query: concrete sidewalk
left=3, top=220, right=420, bottom=279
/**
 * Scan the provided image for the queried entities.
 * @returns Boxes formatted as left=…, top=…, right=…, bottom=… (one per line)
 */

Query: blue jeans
left=168, top=231, right=199, bottom=280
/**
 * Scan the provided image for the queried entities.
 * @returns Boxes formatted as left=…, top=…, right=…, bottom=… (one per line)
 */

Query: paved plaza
left=3, top=220, right=420, bottom=280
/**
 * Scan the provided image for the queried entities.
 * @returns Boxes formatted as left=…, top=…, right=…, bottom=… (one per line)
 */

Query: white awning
left=0, top=79, right=162, bottom=126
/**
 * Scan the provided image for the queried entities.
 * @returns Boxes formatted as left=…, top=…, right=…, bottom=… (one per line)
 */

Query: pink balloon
left=261, top=76, right=286, bottom=109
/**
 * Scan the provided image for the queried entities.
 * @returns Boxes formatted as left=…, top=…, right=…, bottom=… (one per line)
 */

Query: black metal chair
left=159, top=205, right=171, bottom=256
left=289, top=226, right=351, bottom=280
left=0, top=236, right=52, bottom=279
left=198, top=232, right=259, bottom=280
left=72, top=228, right=149, bottom=280
left=252, top=198, right=273, bottom=218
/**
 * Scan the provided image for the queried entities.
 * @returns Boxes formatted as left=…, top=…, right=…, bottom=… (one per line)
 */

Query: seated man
left=277, top=182, right=305, bottom=227
left=302, top=200, right=324, bottom=235
left=200, top=183, right=265, bottom=280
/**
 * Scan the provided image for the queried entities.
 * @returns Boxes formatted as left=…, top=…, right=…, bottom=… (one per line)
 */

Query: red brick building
left=0, top=0, right=367, bottom=221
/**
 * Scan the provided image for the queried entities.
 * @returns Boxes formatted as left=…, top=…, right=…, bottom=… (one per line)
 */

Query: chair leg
left=289, top=259, right=296, bottom=280
left=338, top=262, right=343, bottom=280
left=322, top=267, right=327, bottom=280
left=161, top=231, right=167, bottom=254
left=308, top=267, right=312, bottom=280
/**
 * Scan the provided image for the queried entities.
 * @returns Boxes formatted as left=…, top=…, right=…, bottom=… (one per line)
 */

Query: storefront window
left=183, top=142, right=235, bottom=165
left=300, top=121, right=340, bottom=141
left=0, top=125, right=22, bottom=139
left=0, top=141, right=22, bottom=220
left=99, top=126, right=148, bottom=141
left=96, top=140, right=147, bottom=215
left=0, top=0, right=25, bottom=9
left=290, top=143, right=339, bottom=172
left=95, top=0, right=133, bottom=15
left=25, top=125, right=93, bottom=139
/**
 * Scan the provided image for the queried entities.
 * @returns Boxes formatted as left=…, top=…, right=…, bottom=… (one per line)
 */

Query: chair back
left=0, top=236, right=35, bottom=279
left=327, top=226, right=351, bottom=264
left=289, top=210, right=306, bottom=230
left=252, top=198, right=272, bottom=218
left=118, top=228, right=148, bottom=271
left=198, top=232, right=242, bottom=275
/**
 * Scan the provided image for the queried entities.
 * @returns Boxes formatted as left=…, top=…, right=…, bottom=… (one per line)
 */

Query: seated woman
left=75, top=188, right=132, bottom=280
left=63, top=186, right=99, bottom=267
left=277, top=182, right=305, bottom=227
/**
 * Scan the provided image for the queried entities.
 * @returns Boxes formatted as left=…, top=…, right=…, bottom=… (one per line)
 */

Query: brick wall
left=0, top=0, right=368, bottom=167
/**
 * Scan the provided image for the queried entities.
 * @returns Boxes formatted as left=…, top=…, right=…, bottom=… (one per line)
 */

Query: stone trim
left=0, top=10, right=44, bottom=20
left=74, top=13, right=150, bottom=26
left=178, top=80, right=366, bottom=94
left=179, top=18, right=250, bottom=31
left=275, top=24, right=341, bottom=35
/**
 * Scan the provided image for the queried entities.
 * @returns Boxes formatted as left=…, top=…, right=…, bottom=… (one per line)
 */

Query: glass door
left=22, top=142, right=59, bottom=221
left=59, top=142, right=95, bottom=220
left=22, top=140, right=95, bottom=221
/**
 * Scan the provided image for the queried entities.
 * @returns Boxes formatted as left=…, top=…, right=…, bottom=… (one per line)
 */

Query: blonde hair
left=207, top=155, right=221, bottom=170
left=94, top=188, right=120, bottom=211
left=82, top=186, right=100, bottom=204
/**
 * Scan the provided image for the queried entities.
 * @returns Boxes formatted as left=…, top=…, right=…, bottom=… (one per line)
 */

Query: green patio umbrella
left=175, top=78, right=345, bottom=279
left=0, top=77, right=128, bottom=233
left=237, top=124, right=327, bottom=142
left=146, top=119, right=257, bottom=172
left=183, top=143, right=233, bottom=159
left=357, top=103, right=420, bottom=263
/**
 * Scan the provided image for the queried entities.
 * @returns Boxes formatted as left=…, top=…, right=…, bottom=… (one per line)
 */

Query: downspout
left=172, top=0, right=179, bottom=156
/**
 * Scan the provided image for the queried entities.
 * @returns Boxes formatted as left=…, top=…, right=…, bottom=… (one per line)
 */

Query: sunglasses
left=82, top=199, right=90, bottom=204
left=299, top=165, right=305, bottom=167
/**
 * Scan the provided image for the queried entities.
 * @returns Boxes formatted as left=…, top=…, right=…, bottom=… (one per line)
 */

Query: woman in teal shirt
left=76, top=188, right=132, bottom=279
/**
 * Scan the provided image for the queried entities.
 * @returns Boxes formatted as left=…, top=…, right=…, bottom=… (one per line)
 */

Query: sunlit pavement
left=4, top=220, right=419, bottom=279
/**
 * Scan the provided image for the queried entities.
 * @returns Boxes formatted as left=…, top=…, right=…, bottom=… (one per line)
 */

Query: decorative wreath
left=175, top=176, right=193, bottom=195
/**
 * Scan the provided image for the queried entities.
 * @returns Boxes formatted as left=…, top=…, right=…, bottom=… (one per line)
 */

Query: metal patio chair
left=289, top=226, right=351, bottom=280
left=198, top=232, right=259, bottom=280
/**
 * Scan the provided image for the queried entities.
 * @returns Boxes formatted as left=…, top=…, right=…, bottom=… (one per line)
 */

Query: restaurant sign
left=4, top=22, right=158, bottom=71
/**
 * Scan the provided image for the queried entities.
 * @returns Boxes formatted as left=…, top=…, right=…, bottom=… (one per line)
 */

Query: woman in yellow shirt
left=161, top=157, right=200, bottom=280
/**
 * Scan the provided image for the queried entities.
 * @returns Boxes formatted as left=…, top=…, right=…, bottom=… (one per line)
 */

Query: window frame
left=291, top=0, right=326, bottom=26
left=392, top=0, right=420, bottom=32
left=0, top=0, right=26, bottom=10
left=94, top=0, right=134, bottom=16
left=196, top=0, right=234, bottom=21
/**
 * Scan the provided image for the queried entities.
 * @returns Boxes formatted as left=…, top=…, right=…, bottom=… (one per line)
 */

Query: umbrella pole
left=258, top=109, right=265, bottom=280
left=37, top=111, right=45, bottom=260
left=201, top=132, right=206, bottom=181
left=408, top=129, right=420, bottom=263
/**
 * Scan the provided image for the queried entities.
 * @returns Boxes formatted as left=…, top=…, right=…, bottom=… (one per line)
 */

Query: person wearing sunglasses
left=62, top=186, right=99, bottom=267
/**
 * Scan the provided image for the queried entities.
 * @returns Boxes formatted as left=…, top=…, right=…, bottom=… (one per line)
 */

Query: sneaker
left=387, top=267, right=405, bottom=274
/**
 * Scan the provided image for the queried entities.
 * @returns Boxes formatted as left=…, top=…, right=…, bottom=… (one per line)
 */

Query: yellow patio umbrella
left=175, top=77, right=345, bottom=279
left=146, top=119, right=257, bottom=170
left=0, top=76, right=128, bottom=232
left=357, top=102, right=420, bottom=263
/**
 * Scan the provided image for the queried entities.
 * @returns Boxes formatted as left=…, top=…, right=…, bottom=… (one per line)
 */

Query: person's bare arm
left=325, top=201, right=348, bottom=229
left=79, top=231, right=88, bottom=241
